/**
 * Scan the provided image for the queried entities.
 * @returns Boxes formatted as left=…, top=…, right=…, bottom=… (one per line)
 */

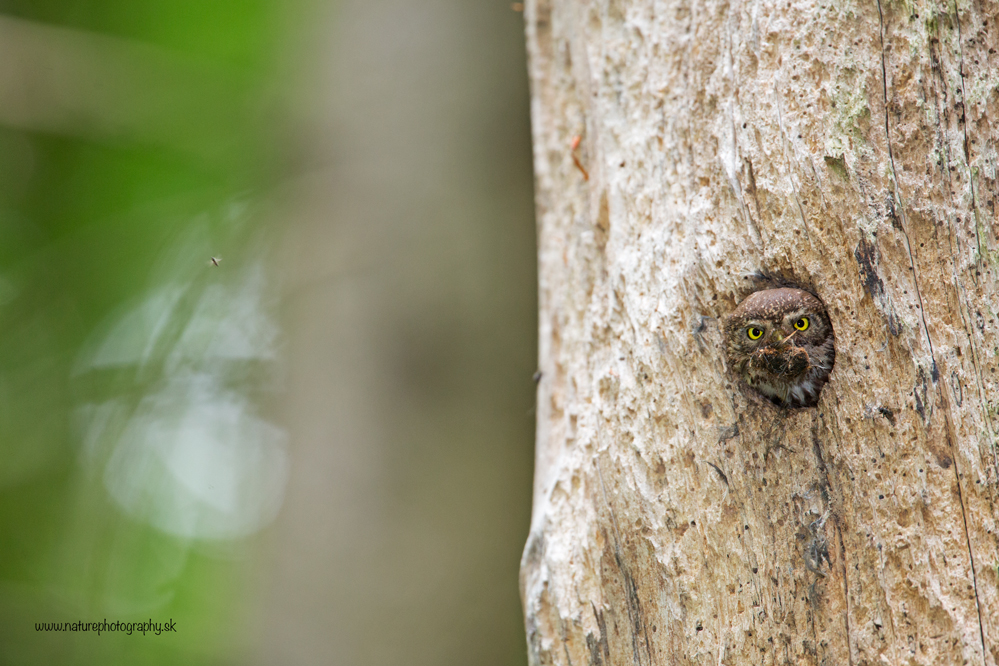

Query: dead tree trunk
left=520, top=0, right=999, bottom=664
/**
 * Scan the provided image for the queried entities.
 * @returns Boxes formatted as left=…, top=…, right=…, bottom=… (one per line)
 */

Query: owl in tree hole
left=723, top=287, right=835, bottom=408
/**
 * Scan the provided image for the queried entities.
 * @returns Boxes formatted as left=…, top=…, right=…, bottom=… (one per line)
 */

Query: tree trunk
left=520, top=0, right=999, bottom=664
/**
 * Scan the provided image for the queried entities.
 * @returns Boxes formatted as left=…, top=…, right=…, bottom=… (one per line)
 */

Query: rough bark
left=520, top=0, right=999, bottom=664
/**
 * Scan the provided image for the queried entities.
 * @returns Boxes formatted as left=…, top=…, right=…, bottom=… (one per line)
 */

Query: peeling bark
left=520, top=0, right=999, bottom=664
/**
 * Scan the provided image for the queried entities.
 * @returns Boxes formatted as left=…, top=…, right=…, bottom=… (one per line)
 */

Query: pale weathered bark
left=521, top=0, right=999, bottom=664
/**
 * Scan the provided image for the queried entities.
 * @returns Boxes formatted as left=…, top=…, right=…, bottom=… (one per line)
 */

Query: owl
left=723, top=287, right=835, bottom=408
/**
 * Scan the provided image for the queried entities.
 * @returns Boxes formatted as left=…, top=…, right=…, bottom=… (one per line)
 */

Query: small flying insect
left=209, top=256, right=222, bottom=267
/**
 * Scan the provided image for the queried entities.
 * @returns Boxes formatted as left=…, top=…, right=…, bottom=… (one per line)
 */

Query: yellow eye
left=794, top=317, right=810, bottom=331
left=747, top=327, right=763, bottom=340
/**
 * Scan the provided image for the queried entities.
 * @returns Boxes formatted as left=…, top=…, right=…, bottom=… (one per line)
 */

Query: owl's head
left=723, top=287, right=835, bottom=407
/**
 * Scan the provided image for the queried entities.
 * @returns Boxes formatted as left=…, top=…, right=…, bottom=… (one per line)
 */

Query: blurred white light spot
left=167, top=266, right=278, bottom=369
left=75, top=258, right=287, bottom=540
left=74, top=399, right=129, bottom=472
left=104, top=373, right=287, bottom=540
left=75, top=285, right=185, bottom=372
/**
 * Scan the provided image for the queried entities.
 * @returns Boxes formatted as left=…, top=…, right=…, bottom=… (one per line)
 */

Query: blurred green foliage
left=0, top=0, right=277, bottom=66
left=0, top=2, right=285, bottom=664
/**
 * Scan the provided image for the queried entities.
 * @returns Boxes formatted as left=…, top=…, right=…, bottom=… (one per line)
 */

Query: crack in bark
left=933, top=0, right=999, bottom=493
left=810, top=420, right=854, bottom=665
left=587, top=604, right=611, bottom=666
left=877, top=1, right=989, bottom=659
left=945, top=0, right=999, bottom=514
left=951, top=0, right=985, bottom=261
left=596, top=459, right=653, bottom=666
left=836, top=521, right=855, bottom=666
left=941, top=404, right=989, bottom=661
left=946, top=220, right=999, bottom=594
left=950, top=276, right=999, bottom=470
left=928, top=6, right=999, bottom=644
left=937, top=2, right=990, bottom=659
left=875, top=0, right=940, bottom=386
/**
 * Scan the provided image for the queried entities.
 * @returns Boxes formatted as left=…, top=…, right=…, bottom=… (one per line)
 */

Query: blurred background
left=0, top=1, right=536, bottom=665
